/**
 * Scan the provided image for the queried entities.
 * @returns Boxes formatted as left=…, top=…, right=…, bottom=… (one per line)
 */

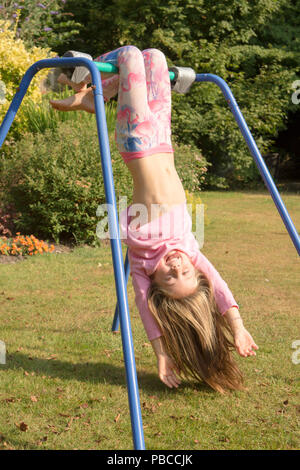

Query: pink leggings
left=94, top=46, right=173, bottom=163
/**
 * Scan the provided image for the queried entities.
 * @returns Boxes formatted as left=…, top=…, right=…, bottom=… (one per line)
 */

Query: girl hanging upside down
left=50, top=46, right=258, bottom=394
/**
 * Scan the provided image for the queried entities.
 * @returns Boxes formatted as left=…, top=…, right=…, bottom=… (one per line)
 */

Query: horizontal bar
left=94, top=61, right=176, bottom=81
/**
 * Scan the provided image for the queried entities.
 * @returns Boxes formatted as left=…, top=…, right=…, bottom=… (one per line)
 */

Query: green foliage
left=1, top=116, right=130, bottom=245
left=63, top=0, right=300, bottom=188
left=1, top=112, right=209, bottom=245
left=0, top=20, right=55, bottom=138
left=0, top=0, right=81, bottom=50
left=173, top=143, right=209, bottom=192
left=22, top=91, right=117, bottom=135
left=1, top=110, right=208, bottom=244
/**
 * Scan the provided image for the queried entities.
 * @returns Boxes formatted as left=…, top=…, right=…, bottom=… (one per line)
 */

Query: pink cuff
left=221, top=305, right=239, bottom=316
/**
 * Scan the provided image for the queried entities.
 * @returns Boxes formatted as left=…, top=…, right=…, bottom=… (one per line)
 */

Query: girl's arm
left=224, top=307, right=259, bottom=357
left=131, top=271, right=163, bottom=341
left=150, top=337, right=181, bottom=388
left=131, top=271, right=181, bottom=387
left=194, top=252, right=258, bottom=357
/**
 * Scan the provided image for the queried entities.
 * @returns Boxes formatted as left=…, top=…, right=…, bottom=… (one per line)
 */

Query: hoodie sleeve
left=193, top=251, right=239, bottom=315
left=130, top=270, right=163, bottom=341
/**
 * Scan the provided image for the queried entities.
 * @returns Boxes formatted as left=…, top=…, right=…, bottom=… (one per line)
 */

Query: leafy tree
left=0, top=0, right=81, bottom=49
left=62, top=0, right=300, bottom=187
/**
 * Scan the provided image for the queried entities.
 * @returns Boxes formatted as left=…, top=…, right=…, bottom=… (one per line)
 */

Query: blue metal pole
left=0, top=63, right=37, bottom=147
left=0, top=57, right=145, bottom=450
left=112, top=248, right=130, bottom=332
left=196, top=73, right=300, bottom=256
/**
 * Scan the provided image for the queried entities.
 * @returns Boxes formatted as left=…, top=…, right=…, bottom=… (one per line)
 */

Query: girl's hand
left=157, top=353, right=181, bottom=389
left=234, top=326, right=259, bottom=357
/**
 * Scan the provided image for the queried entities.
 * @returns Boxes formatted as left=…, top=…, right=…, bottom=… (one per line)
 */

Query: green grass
left=0, top=191, right=299, bottom=450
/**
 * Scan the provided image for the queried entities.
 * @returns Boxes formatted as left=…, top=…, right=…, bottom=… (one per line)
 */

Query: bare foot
left=49, top=87, right=95, bottom=113
left=57, top=73, right=88, bottom=92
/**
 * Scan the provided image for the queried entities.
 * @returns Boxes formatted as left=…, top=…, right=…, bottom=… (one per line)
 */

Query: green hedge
left=63, top=0, right=300, bottom=188
left=1, top=117, right=208, bottom=244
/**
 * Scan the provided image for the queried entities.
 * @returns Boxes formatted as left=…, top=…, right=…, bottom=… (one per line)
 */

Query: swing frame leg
left=112, top=248, right=130, bottom=332
left=0, top=57, right=145, bottom=450
left=195, top=73, right=300, bottom=256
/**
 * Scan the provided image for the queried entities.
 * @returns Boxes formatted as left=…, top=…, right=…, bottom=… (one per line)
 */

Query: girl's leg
left=94, top=52, right=119, bottom=102
left=50, top=46, right=173, bottom=158
left=101, top=46, right=151, bottom=154
left=142, top=49, right=172, bottom=152
left=110, top=46, right=173, bottom=156
left=57, top=72, right=88, bottom=92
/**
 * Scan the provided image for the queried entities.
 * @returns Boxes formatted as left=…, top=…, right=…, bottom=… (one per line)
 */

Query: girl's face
left=152, top=250, right=198, bottom=298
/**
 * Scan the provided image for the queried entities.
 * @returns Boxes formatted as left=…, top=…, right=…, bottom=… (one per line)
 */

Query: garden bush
left=64, top=0, right=300, bottom=188
left=21, top=92, right=117, bottom=136
left=0, top=1, right=80, bottom=50
left=0, top=19, right=55, bottom=138
left=1, top=111, right=208, bottom=245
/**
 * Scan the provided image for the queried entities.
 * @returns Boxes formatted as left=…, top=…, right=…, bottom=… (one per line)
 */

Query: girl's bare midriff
left=126, top=152, right=186, bottom=222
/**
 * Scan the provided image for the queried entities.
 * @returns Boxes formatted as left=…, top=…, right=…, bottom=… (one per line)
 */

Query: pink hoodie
left=119, top=202, right=238, bottom=340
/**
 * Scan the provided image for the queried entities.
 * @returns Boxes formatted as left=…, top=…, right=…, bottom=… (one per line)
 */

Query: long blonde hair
left=148, top=270, right=244, bottom=394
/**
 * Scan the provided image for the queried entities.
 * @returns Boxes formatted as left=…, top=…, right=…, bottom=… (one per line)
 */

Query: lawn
left=0, top=190, right=299, bottom=450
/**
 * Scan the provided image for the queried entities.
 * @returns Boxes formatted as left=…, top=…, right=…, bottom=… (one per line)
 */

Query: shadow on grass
left=4, top=352, right=213, bottom=395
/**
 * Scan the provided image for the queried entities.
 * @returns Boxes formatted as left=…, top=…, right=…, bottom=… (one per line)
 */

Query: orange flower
left=1, top=233, right=55, bottom=257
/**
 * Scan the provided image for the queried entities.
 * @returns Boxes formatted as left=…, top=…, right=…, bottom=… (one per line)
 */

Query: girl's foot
left=49, top=87, right=95, bottom=113
left=57, top=73, right=88, bottom=93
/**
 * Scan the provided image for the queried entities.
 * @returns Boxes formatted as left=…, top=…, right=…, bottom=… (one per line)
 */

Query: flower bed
left=0, top=233, right=54, bottom=257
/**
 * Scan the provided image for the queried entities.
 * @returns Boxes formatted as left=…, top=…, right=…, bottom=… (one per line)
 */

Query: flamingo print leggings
left=95, top=46, right=173, bottom=163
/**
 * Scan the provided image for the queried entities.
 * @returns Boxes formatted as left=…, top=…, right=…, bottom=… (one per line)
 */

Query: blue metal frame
left=112, top=249, right=130, bottom=332
left=0, top=57, right=145, bottom=450
left=195, top=74, right=300, bottom=256
left=1, top=60, right=299, bottom=450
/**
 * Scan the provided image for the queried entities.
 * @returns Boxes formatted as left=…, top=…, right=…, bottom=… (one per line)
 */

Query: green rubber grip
left=94, top=61, right=176, bottom=81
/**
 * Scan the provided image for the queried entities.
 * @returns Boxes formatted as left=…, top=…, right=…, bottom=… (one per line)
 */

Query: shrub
left=1, top=112, right=208, bottom=245
left=0, top=203, right=18, bottom=238
left=1, top=117, right=131, bottom=245
left=173, top=142, right=209, bottom=192
left=64, top=0, right=300, bottom=188
left=0, top=1, right=81, bottom=50
left=0, top=20, right=55, bottom=138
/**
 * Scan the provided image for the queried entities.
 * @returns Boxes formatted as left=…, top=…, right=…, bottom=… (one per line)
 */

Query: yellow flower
left=0, top=20, right=55, bottom=133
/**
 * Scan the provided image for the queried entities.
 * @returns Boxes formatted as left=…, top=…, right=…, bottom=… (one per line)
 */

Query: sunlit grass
left=0, top=191, right=299, bottom=450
